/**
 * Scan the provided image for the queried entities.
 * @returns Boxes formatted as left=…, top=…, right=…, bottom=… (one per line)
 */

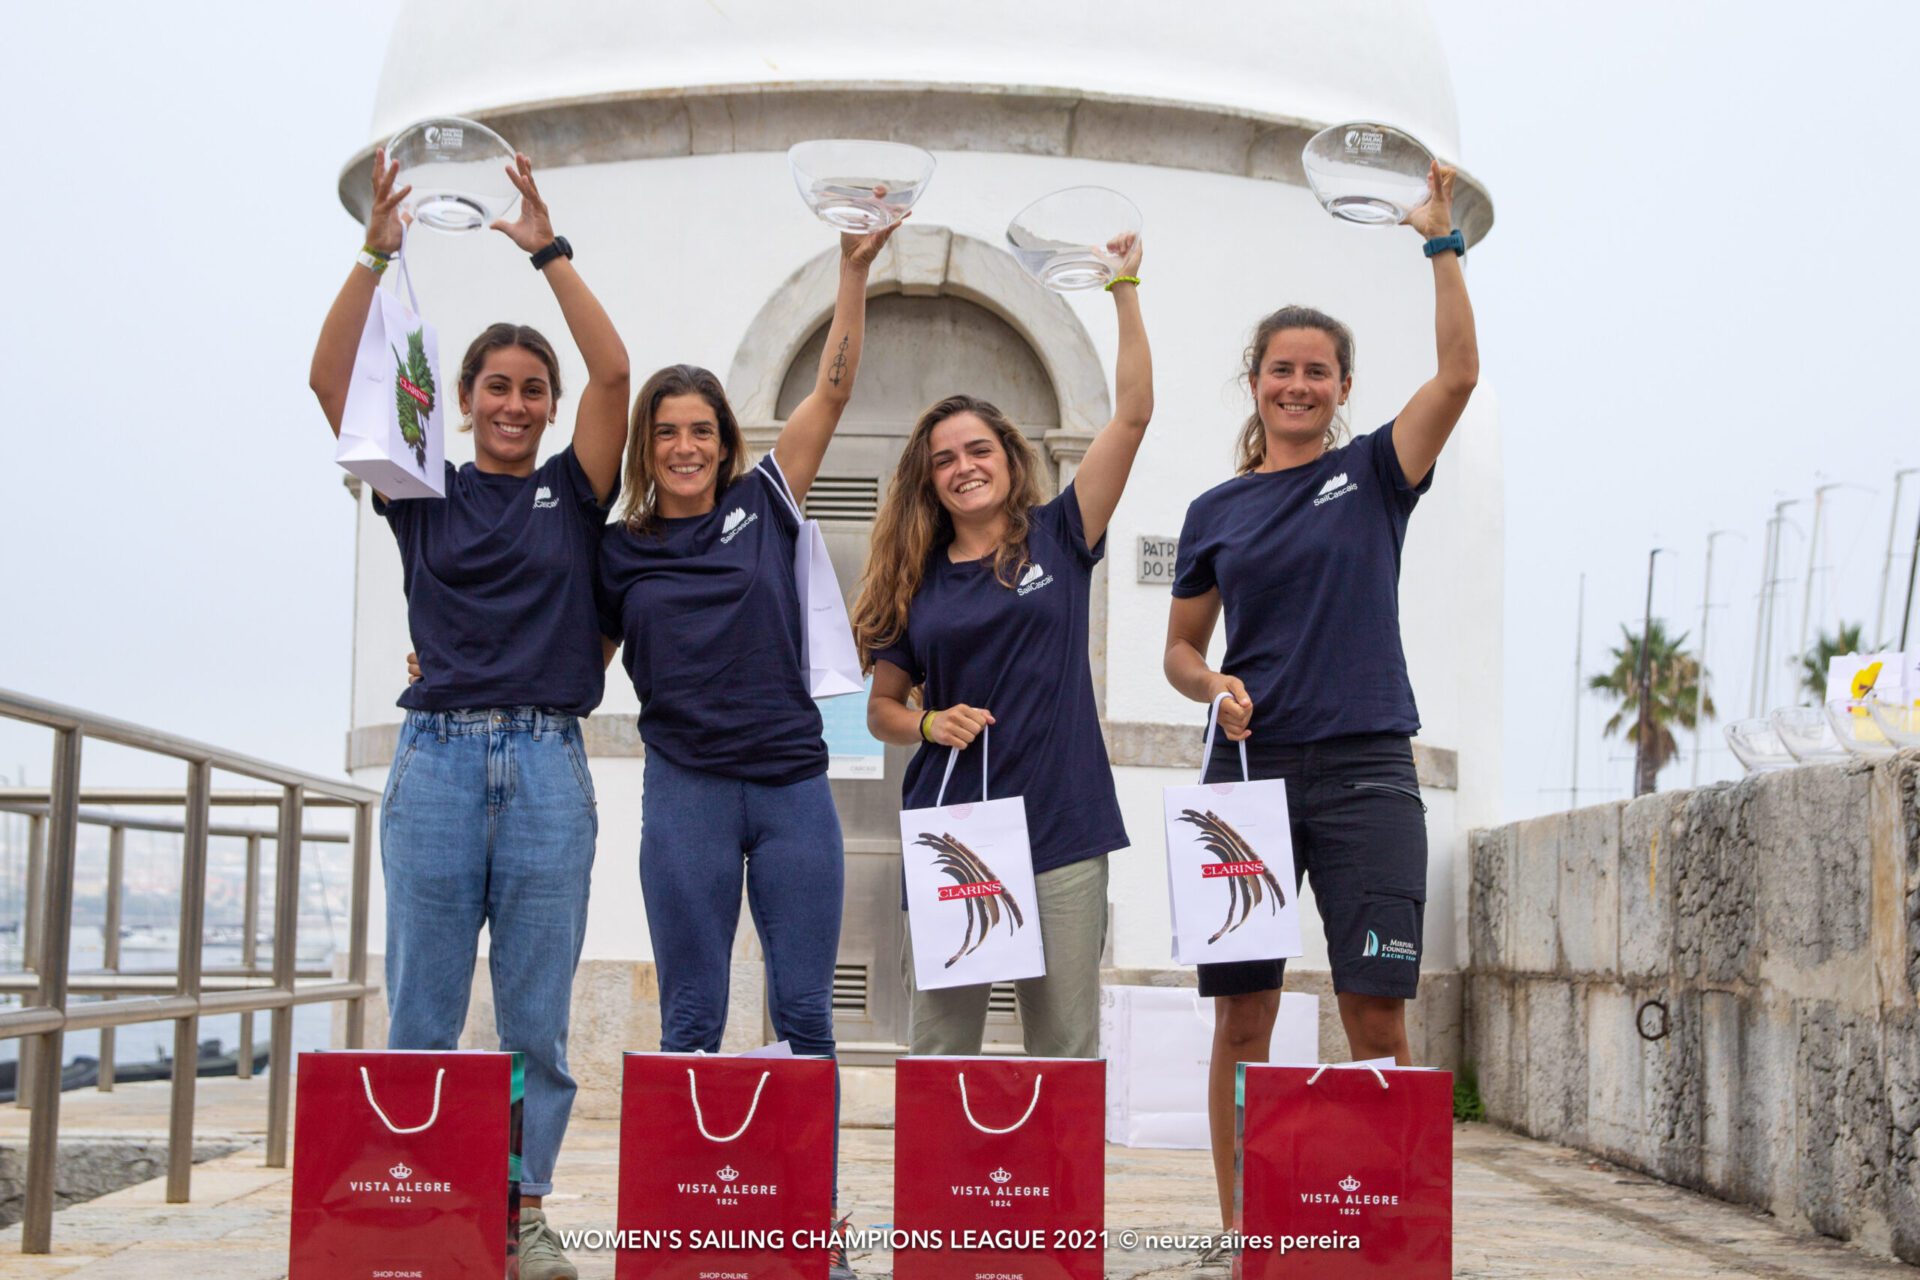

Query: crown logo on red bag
left=717, top=1166, right=739, bottom=1183
left=1339, top=1175, right=1360, bottom=1192
left=390, top=1163, right=413, bottom=1180
left=989, top=1167, right=1013, bottom=1185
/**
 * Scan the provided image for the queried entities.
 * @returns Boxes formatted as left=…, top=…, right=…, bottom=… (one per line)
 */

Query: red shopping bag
left=289, top=1050, right=522, bottom=1279
left=1236, top=1064, right=1452, bottom=1279
left=616, top=1053, right=836, bottom=1280
left=894, top=1057, right=1104, bottom=1280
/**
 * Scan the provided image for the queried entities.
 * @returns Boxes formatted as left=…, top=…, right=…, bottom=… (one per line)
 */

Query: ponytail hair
left=1235, top=306, right=1355, bottom=473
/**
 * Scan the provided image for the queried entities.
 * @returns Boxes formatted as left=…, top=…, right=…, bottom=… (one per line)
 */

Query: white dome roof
left=370, top=0, right=1465, bottom=160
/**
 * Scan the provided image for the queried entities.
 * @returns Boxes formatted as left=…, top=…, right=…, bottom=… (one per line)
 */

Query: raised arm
left=1070, top=236, right=1152, bottom=547
left=1164, top=589, right=1252, bottom=740
left=490, top=155, right=630, bottom=503
left=1391, top=161, right=1479, bottom=488
left=771, top=222, right=900, bottom=502
left=309, top=150, right=409, bottom=435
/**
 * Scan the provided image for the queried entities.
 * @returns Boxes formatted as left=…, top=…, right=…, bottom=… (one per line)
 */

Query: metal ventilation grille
left=833, top=963, right=869, bottom=1013
left=988, top=983, right=1019, bottom=1019
left=805, top=476, right=881, bottom=521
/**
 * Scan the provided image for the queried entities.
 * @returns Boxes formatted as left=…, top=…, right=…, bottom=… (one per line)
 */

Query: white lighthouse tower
left=339, top=0, right=1499, bottom=1112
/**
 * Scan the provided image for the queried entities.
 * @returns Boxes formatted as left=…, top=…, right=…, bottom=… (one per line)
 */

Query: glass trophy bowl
left=1824, top=698, right=1898, bottom=758
left=1302, top=122, right=1435, bottom=225
left=1005, top=186, right=1143, bottom=291
left=787, top=140, right=935, bottom=233
left=386, top=117, right=520, bottom=234
left=1767, top=706, right=1848, bottom=761
left=1867, top=694, right=1920, bottom=748
left=1724, top=718, right=1795, bottom=773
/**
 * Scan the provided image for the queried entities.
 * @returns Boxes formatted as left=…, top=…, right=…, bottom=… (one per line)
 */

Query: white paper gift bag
left=762, top=451, right=864, bottom=698
left=1162, top=694, right=1303, bottom=965
left=1100, top=985, right=1319, bottom=1149
left=335, top=252, right=446, bottom=500
left=901, top=727, right=1046, bottom=991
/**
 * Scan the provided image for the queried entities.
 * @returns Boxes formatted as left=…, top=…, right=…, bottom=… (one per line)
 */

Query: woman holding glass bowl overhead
left=1162, top=159, right=1478, bottom=1237
left=309, top=147, right=628, bottom=1280
left=855, top=230, right=1151, bottom=1060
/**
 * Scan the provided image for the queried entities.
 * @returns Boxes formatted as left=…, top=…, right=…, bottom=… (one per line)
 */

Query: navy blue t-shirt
left=1172, top=422, right=1431, bottom=763
left=872, top=484, right=1128, bottom=874
left=375, top=447, right=611, bottom=715
left=598, top=454, right=826, bottom=786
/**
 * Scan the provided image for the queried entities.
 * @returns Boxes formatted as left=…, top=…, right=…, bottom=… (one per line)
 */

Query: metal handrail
left=0, top=687, right=379, bottom=1255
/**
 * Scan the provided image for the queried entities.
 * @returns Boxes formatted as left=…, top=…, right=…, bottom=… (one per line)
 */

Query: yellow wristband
left=1104, top=275, right=1141, bottom=292
left=919, top=710, right=937, bottom=743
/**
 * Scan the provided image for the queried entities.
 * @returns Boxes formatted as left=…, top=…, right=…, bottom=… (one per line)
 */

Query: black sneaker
left=828, top=1212, right=857, bottom=1280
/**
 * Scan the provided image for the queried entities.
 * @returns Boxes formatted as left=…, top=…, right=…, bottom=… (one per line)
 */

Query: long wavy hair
left=853, top=395, right=1047, bottom=670
left=619, top=364, right=745, bottom=535
left=1235, top=306, right=1355, bottom=473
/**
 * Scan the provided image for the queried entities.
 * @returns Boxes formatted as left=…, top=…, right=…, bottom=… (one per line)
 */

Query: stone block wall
left=1466, top=749, right=1920, bottom=1263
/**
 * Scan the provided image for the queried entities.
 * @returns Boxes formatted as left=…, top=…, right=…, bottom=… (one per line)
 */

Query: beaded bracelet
left=1104, top=275, right=1141, bottom=292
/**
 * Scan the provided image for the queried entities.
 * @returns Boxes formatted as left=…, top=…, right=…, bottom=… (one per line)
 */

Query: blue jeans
left=640, top=752, right=843, bottom=1055
left=380, top=708, right=597, bottom=1198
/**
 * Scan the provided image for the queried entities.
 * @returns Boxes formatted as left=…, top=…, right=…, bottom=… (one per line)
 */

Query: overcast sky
left=1, top=2, right=1915, bottom=816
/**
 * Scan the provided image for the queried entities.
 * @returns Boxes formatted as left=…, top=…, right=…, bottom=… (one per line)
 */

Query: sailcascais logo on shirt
left=1016, top=560, right=1053, bottom=596
left=1313, top=472, right=1358, bottom=507
left=532, top=485, right=558, bottom=509
left=721, top=506, right=758, bottom=544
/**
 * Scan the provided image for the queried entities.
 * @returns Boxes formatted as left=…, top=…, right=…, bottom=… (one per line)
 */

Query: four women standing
left=323, top=146, right=1476, bottom=1263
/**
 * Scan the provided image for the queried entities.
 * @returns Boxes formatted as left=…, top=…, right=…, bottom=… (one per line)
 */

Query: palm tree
left=1798, top=622, right=1864, bottom=702
left=1589, top=619, right=1713, bottom=795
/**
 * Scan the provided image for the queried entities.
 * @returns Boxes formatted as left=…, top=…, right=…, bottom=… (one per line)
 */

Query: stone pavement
left=0, top=1077, right=1911, bottom=1277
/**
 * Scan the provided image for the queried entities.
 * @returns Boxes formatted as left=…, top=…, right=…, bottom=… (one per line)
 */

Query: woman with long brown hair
left=1164, top=161, right=1478, bottom=1242
left=854, top=236, right=1150, bottom=1058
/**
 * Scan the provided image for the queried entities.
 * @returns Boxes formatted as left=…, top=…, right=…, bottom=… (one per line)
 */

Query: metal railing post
left=22, top=727, right=82, bottom=1254
left=264, top=783, right=303, bottom=1168
left=345, top=801, right=372, bottom=1049
left=165, top=759, right=212, bottom=1203
left=17, top=814, right=45, bottom=1110
left=98, top=825, right=124, bottom=1090
left=237, top=832, right=260, bottom=1079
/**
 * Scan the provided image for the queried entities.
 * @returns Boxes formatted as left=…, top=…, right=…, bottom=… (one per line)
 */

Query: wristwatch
left=1422, top=229, right=1466, bottom=259
left=530, top=236, right=574, bottom=270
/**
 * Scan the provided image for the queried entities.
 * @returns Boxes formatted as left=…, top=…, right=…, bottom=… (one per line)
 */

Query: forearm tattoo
left=828, top=335, right=850, bottom=387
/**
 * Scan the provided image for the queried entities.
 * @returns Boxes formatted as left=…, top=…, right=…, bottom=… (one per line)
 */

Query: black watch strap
left=530, top=236, right=573, bottom=270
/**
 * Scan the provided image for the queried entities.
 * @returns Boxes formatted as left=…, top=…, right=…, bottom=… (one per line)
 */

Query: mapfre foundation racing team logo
left=1175, top=808, right=1286, bottom=944
left=346, top=1160, right=455, bottom=1204
left=676, top=1164, right=779, bottom=1206
left=915, top=832, right=1028, bottom=968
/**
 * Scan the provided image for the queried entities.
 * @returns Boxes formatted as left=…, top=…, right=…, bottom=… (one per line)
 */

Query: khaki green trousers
left=900, top=853, right=1109, bottom=1059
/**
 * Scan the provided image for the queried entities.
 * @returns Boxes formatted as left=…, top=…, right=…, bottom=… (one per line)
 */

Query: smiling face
left=650, top=391, right=725, bottom=515
left=926, top=411, right=1010, bottom=523
left=1252, top=327, right=1352, bottom=454
left=460, top=346, right=554, bottom=472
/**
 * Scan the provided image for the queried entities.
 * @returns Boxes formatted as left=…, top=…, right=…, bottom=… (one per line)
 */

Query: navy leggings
left=638, top=750, right=845, bottom=1056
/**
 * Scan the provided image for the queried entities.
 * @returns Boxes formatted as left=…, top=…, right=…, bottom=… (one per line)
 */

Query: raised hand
left=928, top=703, right=994, bottom=750
left=1403, top=160, right=1457, bottom=240
left=1106, top=230, right=1144, bottom=279
left=366, top=148, right=411, bottom=256
left=490, top=153, right=557, bottom=253
left=841, top=211, right=906, bottom=271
